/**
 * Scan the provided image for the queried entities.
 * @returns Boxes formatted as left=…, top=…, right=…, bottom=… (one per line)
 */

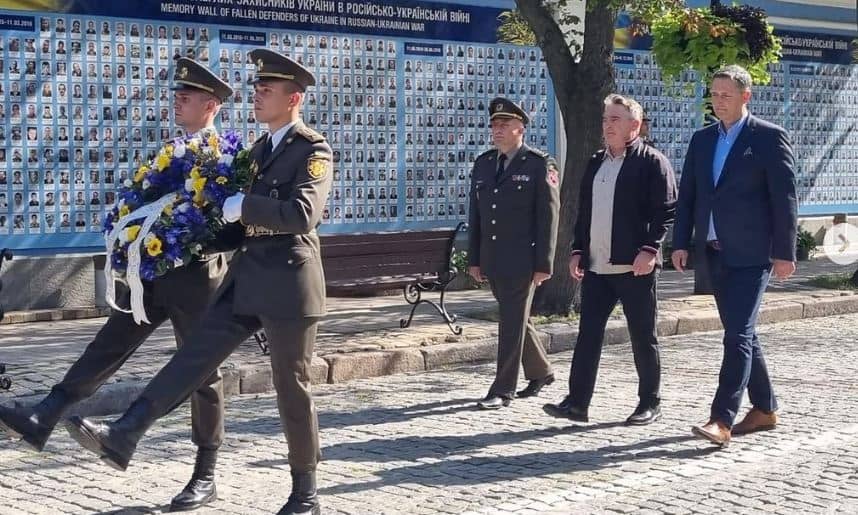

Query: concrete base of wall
left=0, top=254, right=97, bottom=311
left=800, top=215, right=858, bottom=243
left=0, top=214, right=849, bottom=312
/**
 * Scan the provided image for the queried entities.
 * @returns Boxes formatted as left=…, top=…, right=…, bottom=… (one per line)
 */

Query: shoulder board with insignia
left=308, top=150, right=331, bottom=160
left=296, top=124, right=325, bottom=143
left=476, top=149, right=495, bottom=161
left=527, top=147, right=548, bottom=159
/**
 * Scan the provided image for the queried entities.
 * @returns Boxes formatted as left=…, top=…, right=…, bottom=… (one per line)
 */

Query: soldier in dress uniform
left=468, top=97, right=561, bottom=410
left=64, top=49, right=332, bottom=515
left=0, top=57, right=241, bottom=512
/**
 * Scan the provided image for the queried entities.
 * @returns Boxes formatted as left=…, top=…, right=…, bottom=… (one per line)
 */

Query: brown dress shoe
left=732, top=408, right=777, bottom=435
left=691, top=420, right=731, bottom=447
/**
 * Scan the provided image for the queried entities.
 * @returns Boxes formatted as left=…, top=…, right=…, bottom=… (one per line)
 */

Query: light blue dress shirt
left=707, top=113, right=749, bottom=241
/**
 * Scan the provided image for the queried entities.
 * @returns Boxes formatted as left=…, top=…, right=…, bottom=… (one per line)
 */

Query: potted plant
left=648, top=3, right=782, bottom=90
left=448, top=250, right=484, bottom=290
left=796, top=228, right=817, bottom=261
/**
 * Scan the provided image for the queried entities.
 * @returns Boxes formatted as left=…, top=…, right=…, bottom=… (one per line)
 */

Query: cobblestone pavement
left=1, top=311, right=857, bottom=514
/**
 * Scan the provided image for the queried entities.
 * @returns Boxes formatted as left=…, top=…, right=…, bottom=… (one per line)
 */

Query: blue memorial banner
left=219, top=29, right=266, bottom=46
left=0, top=13, right=34, bottom=31
left=404, top=42, right=443, bottom=57
left=47, top=0, right=506, bottom=43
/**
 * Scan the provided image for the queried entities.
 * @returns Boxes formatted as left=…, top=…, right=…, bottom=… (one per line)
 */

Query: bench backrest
left=321, top=229, right=456, bottom=283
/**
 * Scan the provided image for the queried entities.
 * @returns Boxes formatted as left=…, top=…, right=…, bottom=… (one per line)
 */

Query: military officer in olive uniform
left=0, top=58, right=241, bottom=511
left=64, top=50, right=332, bottom=515
left=468, top=97, right=561, bottom=410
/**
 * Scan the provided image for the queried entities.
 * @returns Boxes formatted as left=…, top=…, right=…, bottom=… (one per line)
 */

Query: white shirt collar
left=269, top=121, right=297, bottom=150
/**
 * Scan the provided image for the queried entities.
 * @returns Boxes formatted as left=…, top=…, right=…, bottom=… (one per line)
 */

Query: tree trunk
left=516, top=0, right=617, bottom=314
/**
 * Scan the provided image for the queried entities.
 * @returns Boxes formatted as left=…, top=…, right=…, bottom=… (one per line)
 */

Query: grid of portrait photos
left=0, top=16, right=215, bottom=237
left=2, top=14, right=856, bottom=241
left=0, top=14, right=555, bottom=240
left=219, top=36, right=554, bottom=226
left=786, top=63, right=858, bottom=207
left=614, top=54, right=858, bottom=210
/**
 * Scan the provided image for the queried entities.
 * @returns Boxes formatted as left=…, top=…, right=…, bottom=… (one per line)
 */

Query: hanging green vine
left=649, top=4, right=781, bottom=87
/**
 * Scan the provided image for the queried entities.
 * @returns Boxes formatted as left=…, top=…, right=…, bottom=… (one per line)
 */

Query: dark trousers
left=139, top=285, right=321, bottom=472
left=568, top=271, right=661, bottom=410
left=55, top=290, right=224, bottom=449
left=706, top=248, right=777, bottom=427
left=487, top=276, right=553, bottom=399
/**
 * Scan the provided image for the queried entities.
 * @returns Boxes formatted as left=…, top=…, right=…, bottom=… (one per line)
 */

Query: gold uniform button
left=491, top=204, right=496, bottom=209
left=287, top=259, right=294, bottom=265
left=272, top=179, right=278, bottom=185
left=491, top=220, right=496, bottom=224
left=493, top=188, right=498, bottom=193
left=241, top=246, right=248, bottom=252
left=491, top=235, right=497, bottom=240
left=517, top=185, right=522, bottom=190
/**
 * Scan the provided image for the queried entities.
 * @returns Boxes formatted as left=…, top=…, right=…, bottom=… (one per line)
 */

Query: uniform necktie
left=495, top=153, right=507, bottom=181
left=261, top=135, right=273, bottom=163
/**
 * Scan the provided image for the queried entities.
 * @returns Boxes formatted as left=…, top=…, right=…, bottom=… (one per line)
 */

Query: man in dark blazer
left=468, top=97, right=560, bottom=409
left=64, top=50, right=332, bottom=515
left=672, top=65, right=797, bottom=447
left=0, top=58, right=241, bottom=511
left=543, top=94, right=676, bottom=426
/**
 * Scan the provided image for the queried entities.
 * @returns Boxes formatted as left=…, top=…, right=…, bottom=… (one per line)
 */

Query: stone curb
left=0, top=307, right=111, bottom=325
left=7, top=293, right=858, bottom=416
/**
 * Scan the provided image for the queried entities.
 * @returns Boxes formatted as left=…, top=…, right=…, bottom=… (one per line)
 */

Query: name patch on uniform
left=512, top=174, right=531, bottom=182
left=307, top=156, right=330, bottom=179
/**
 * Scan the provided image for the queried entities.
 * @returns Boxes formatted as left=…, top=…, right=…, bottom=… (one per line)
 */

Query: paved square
left=1, top=313, right=857, bottom=514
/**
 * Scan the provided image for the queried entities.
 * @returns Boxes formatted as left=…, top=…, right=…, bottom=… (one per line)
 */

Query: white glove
left=222, top=192, right=245, bottom=223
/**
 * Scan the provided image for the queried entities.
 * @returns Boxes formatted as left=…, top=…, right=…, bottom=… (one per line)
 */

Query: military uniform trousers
left=487, top=276, right=553, bottom=399
left=136, top=283, right=321, bottom=472
left=54, top=287, right=224, bottom=450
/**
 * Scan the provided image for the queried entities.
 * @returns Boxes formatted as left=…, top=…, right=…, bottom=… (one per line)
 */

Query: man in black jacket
left=544, top=94, right=677, bottom=425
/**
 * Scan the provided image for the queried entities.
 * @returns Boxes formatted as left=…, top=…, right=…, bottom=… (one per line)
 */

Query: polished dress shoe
left=277, top=471, right=321, bottom=515
left=516, top=374, right=555, bottom=398
left=626, top=404, right=661, bottom=426
left=170, top=448, right=218, bottom=512
left=732, top=407, right=778, bottom=435
left=65, top=398, right=156, bottom=471
left=542, top=396, right=589, bottom=422
left=476, top=395, right=511, bottom=410
left=0, top=389, right=70, bottom=451
left=691, top=419, right=731, bottom=447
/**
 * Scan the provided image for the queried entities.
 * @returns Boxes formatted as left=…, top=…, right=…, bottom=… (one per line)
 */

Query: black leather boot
left=169, top=448, right=218, bottom=512
left=64, top=398, right=156, bottom=471
left=277, top=470, right=320, bottom=515
left=0, top=388, right=71, bottom=451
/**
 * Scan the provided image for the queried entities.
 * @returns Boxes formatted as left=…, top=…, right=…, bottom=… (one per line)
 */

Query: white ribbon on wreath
left=103, top=192, right=178, bottom=325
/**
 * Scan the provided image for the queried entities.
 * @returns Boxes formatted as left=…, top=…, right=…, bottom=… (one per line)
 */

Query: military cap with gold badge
left=488, top=97, right=530, bottom=126
left=247, top=48, right=316, bottom=91
left=171, top=57, right=234, bottom=102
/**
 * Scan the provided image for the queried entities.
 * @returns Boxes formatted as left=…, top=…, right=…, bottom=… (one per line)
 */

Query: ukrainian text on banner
left=2, top=0, right=505, bottom=43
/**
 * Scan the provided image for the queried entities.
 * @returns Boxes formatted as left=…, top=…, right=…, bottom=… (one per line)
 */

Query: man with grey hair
left=543, top=93, right=677, bottom=425
left=672, top=64, right=797, bottom=447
